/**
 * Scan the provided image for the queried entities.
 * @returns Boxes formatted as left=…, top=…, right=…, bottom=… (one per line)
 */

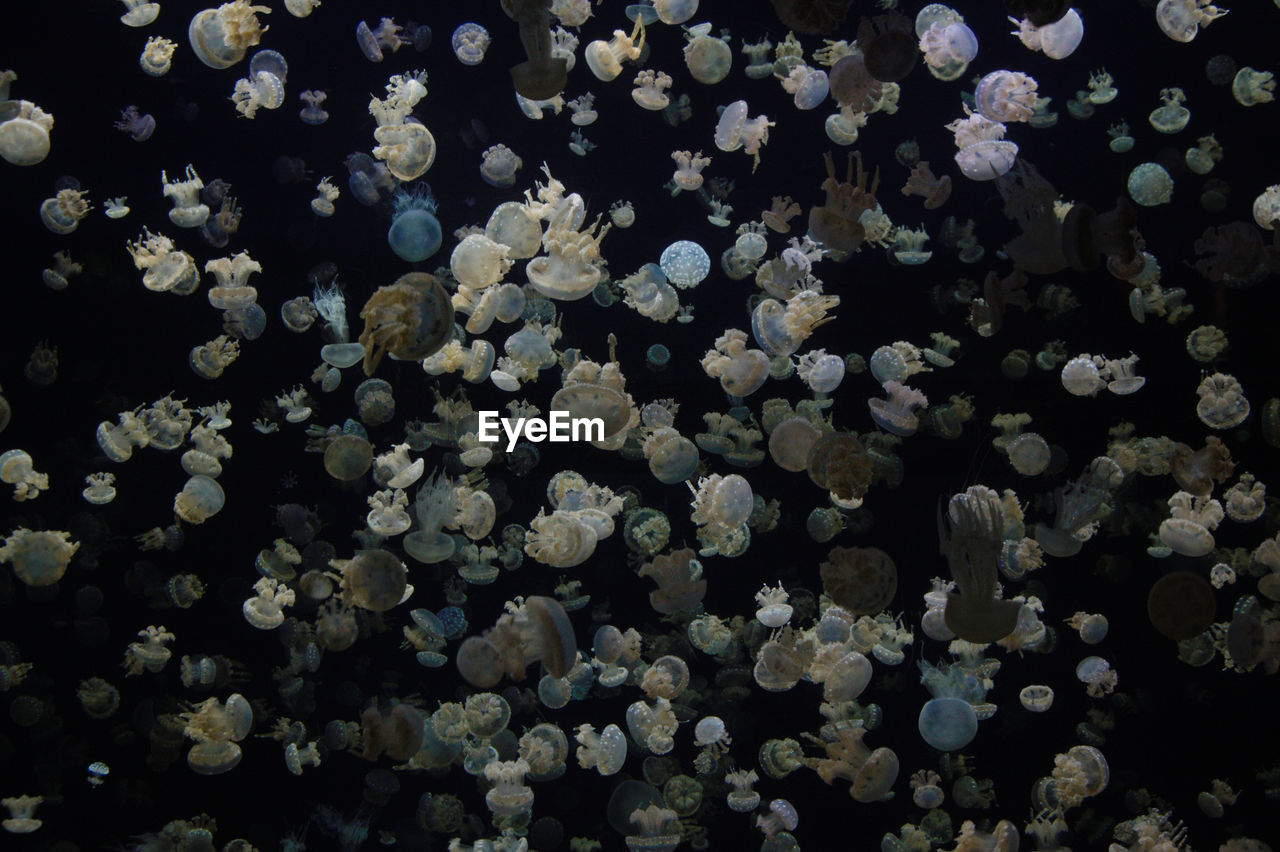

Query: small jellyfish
left=113, top=106, right=156, bottom=141
left=452, top=23, right=491, bottom=66
left=298, top=90, right=328, bottom=125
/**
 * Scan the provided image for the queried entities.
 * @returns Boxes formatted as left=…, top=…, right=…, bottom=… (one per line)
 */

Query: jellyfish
left=781, top=66, right=830, bottom=110
left=948, top=110, right=1019, bottom=181
left=502, top=0, right=568, bottom=100
left=1010, top=8, right=1084, bottom=59
left=858, top=13, right=917, bottom=82
left=356, top=18, right=406, bottom=62
left=357, top=272, right=454, bottom=374
left=480, top=145, right=522, bottom=189
left=188, top=1, right=271, bottom=69
left=230, top=50, right=288, bottom=118
left=974, top=71, right=1039, bottom=123
left=452, top=23, right=491, bottom=65
left=917, top=661, right=984, bottom=751
left=585, top=19, right=645, bottom=82
left=820, top=546, right=897, bottom=616
left=683, top=24, right=732, bottom=85
left=0, top=527, right=79, bottom=586
left=940, top=486, right=1023, bottom=644
left=1156, top=0, right=1228, bottom=43
left=919, top=20, right=979, bottom=81
left=387, top=183, right=443, bottom=263
left=114, top=106, right=156, bottom=141
left=1127, top=163, right=1173, bottom=207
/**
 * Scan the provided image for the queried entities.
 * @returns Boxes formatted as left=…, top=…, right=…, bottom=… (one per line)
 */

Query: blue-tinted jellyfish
left=659, top=240, right=710, bottom=288
left=388, top=183, right=443, bottom=262
left=917, top=661, right=985, bottom=751
left=646, top=343, right=671, bottom=371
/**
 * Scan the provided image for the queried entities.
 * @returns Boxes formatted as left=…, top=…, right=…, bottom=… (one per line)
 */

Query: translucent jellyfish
left=1148, top=87, right=1190, bottom=133
left=113, top=106, right=155, bottom=141
left=948, top=109, right=1018, bottom=181
left=1007, top=432, right=1051, bottom=476
left=452, top=23, right=490, bottom=65
left=1034, top=459, right=1121, bottom=557
left=1127, top=163, right=1173, bottom=207
left=356, top=18, right=406, bottom=62
left=868, top=381, right=928, bottom=437
left=387, top=183, right=442, bottom=262
left=231, top=50, right=288, bottom=118
left=310, top=177, right=338, bottom=217
left=456, top=595, right=577, bottom=687
left=1252, top=185, right=1280, bottom=230
left=526, top=212, right=611, bottom=301
left=585, top=20, right=646, bottom=82
left=369, top=71, right=436, bottom=181
left=39, top=188, right=93, bottom=235
left=479, top=144, right=522, bottom=189
left=643, top=428, right=698, bottom=484
left=682, top=23, right=731, bottom=84
left=187, top=1, right=271, bottom=69
left=298, top=90, right=328, bottom=125
left=139, top=36, right=176, bottom=75
left=162, top=165, right=210, bottom=227
left=1010, top=8, right=1084, bottom=59
left=918, top=20, right=978, bottom=81
left=974, top=70, right=1039, bottom=123
left=917, top=674, right=979, bottom=751
left=1196, top=372, right=1249, bottom=429
left=701, top=329, right=770, bottom=397
left=713, top=100, right=775, bottom=171
left=802, top=724, right=900, bottom=803
left=118, top=0, right=160, bottom=27
left=1156, top=0, right=1228, bottom=43
left=0, top=80, right=53, bottom=167
left=796, top=350, right=846, bottom=394
left=820, top=546, right=897, bottom=616
left=0, top=527, right=79, bottom=586
left=173, top=474, right=225, bottom=524
left=781, top=65, right=830, bottom=110
left=1232, top=67, right=1275, bottom=107
left=331, top=548, right=407, bottom=611
left=901, top=162, right=952, bottom=209
left=1060, top=354, right=1104, bottom=396
left=659, top=239, right=710, bottom=287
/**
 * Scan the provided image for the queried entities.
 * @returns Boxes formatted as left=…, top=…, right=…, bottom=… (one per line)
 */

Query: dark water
left=0, top=1, right=1278, bottom=850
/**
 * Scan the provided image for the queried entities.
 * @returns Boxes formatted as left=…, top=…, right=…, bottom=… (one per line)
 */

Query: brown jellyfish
left=940, top=488, right=1023, bottom=644
left=332, top=548, right=408, bottom=612
left=638, top=547, right=708, bottom=614
left=856, top=13, right=918, bottom=83
left=501, top=0, right=568, bottom=100
left=820, top=546, right=898, bottom=616
left=770, top=0, right=854, bottom=35
left=1147, top=571, right=1215, bottom=640
left=828, top=55, right=883, bottom=113
left=1062, top=198, right=1140, bottom=273
left=1170, top=436, right=1235, bottom=497
left=901, top=162, right=952, bottom=210
left=360, top=703, right=426, bottom=761
left=456, top=595, right=577, bottom=687
left=357, top=271, right=454, bottom=375
left=323, top=434, right=374, bottom=482
left=808, top=151, right=881, bottom=255
left=1225, top=610, right=1266, bottom=671
left=806, top=431, right=874, bottom=502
